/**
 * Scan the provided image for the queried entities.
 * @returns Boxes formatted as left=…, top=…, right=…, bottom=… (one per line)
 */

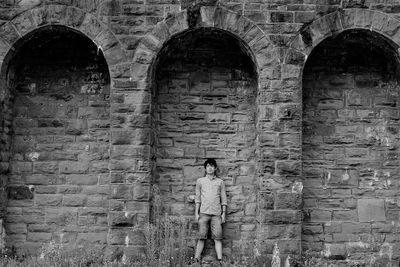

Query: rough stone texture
left=0, top=0, right=398, bottom=265
left=302, top=29, right=400, bottom=261
left=3, top=25, right=110, bottom=252
left=154, top=28, right=258, bottom=253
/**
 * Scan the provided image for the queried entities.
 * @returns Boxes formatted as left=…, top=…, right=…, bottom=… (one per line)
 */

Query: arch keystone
left=355, top=9, right=374, bottom=28
left=200, top=6, right=216, bottom=27
left=64, top=7, right=86, bottom=28
left=214, top=7, right=228, bottom=29
left=340, top=9, right=356, bottom=29
left=46, top=5, right=68, bottom=25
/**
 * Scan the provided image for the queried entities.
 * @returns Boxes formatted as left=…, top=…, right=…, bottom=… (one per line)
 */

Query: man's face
left=205, top=164, right=215, bottom=175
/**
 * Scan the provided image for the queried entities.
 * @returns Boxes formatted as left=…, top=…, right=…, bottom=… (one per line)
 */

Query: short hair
left=204, top=158, right=217, bottom=169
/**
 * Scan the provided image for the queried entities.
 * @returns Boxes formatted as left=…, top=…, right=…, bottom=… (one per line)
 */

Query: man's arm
left=195, top=179, right=201, bottom=221
left=221, top=180, right=227, bottom=223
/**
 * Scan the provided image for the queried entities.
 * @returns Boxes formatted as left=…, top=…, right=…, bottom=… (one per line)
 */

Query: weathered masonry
left=0, top=0, right=400, bottom=265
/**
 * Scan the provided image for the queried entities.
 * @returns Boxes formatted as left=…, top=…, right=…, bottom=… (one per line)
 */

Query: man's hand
left=221, top=212, right=226, bottom=223
left=195, top=213, right=200, bottom=222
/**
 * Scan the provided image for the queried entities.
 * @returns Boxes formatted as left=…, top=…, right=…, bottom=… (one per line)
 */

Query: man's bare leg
left=214, top=240, right=223, bottom=260
left=195, top=239, right=205, bottom=260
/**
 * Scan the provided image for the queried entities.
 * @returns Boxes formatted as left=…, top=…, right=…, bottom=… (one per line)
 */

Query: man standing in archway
left=194, top=158, right=227, bottom=265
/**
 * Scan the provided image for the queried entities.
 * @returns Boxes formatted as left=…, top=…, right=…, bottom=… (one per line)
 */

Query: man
left=194, top=158, right=227, bottom=264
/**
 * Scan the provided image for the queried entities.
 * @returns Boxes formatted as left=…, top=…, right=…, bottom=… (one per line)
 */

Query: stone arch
left=131, top=6, right=280, bottom=90
left=0, top=4, right=126, bottom=72
left=286, top=9, right=400, bottom=70
left=0, top=4, right=119, bottom=254
left=299, top=9, right=400, bottom=263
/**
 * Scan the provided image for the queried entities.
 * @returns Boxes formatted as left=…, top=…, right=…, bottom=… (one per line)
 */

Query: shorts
left=197, top=213, right=223, bottom=240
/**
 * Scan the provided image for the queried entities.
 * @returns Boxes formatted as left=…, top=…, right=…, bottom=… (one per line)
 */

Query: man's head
left=204, top=158, right=217, bottom=176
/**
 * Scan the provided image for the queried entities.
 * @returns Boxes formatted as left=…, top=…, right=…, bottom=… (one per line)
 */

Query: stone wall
left=154, top=28, right=258, bottom=256
left=0, top=0, right=398, bottom=264
left=303, top=29, right=400, bottom=262
left=4, top=25, right=110, bottom=253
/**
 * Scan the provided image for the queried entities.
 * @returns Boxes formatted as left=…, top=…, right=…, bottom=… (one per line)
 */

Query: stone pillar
left=0, top=80, right=12, bottom=252
left=256, top=60, right=303, bottom=262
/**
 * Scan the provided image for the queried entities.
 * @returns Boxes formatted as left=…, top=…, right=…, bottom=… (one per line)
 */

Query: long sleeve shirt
left=195, top=176, right=227, bottom=215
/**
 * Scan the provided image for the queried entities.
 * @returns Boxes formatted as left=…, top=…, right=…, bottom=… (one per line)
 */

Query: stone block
left=323, top=243, right=346, bottom=259
left=309, top=209, right=331, bottom=222
left=22, top=208, right=45, bottom=224
left=372, top=11, right=389, bottom=32
left=165, top=11, right=188, bottom=35
left=64, top=6, right=86, bottom=27
left=27, top=232, right=51, bottom=242
left=259, top=224, right=301, bottom=239
left=355, top=9, right=374, bottom=28
left=10, top=162, right=32, bottom=174
left=7, top=186, right=33, bottom=200
left=332, top=210, right=358, bottom=221
left=109, top=212, right=136, bottom=227
left=62, top=195, right=86, bottom=207
left=6, top=223, right=27, bottom=234
left=183, top=165, right=204, bottom=183
left=276, top=160, right=301, bottom=176
left=12, top=10, right=36, bottom=36
left=32, top=162, right=57, bottom=174
left=274, top=192, right=302, bottom=209
left=277, top=239, right=301, bottom=255
left=259, top=210, right=302, bottom=224
left=35, top=194, right=62, bottom=206
left=133, top=183, right=150, bottom=201
left=341, top=222, right=370, bottom=234
left=358, top=199, right=386, bottom=222
left=244, top=203, right=257, bottom=215
left=59, top=161, right=89, bottom=174
left=279, top=133, right=300, bottom=148
left=46, top=209, right=77, bottom=225
left=111, top=184, right=132, bottom=200
left=259, top=192, right=274, bottom=210
left=0, top=22, right=20, bottom=45
left=65, top=174, right=98, bottom=185
left=77, top=232, right=107, bottom=245
left=79, top=13, right=103, bottom=39
left=259, top=132, right=277, bottom=147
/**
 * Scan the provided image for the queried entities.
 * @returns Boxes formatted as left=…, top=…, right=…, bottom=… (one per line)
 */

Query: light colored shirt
left=195, top=176, right=227, bottom=215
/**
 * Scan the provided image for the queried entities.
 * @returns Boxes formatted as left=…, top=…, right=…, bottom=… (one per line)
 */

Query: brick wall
left=153, top=28, right=257, bottom=256
left=4, top=25, right=110, bottom=253
left=0, top=0, right=399, bottom=264
left=303, top=29, right=400, bottom=261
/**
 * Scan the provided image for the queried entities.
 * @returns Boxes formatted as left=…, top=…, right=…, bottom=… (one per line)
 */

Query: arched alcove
left=152, top=27, right=258, bottom=257
left=302, top=29, right=400, bottom=261
left=3, top=25, right=111, bottom=253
